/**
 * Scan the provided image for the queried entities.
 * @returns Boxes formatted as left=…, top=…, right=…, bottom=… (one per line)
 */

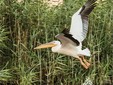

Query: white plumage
left=70, top=8, right=84, bottom=42
left=34, top=0, right=97, bottom=69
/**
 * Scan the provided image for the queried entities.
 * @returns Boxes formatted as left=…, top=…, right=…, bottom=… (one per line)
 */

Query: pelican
left=34, top=0, right=97, bottom=69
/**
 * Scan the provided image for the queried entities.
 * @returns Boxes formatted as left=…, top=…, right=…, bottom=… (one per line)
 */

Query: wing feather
left=55, top=33, right=79, bottom=47
left=69, top=0, right=96, bottom=42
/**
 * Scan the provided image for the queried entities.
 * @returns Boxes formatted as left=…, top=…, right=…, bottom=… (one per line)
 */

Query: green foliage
left=0, top=69, right=12, bottom=82
left=0, top=0, right=113, bottom=85
left=0, top=27, right=8, bottom=50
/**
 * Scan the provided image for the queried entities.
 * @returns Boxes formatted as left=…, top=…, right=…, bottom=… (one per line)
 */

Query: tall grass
left=0, top=0, right=113, bottom=85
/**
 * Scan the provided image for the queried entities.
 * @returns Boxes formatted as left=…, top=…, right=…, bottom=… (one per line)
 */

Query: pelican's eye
left=52, top=41, right=56, bottom=43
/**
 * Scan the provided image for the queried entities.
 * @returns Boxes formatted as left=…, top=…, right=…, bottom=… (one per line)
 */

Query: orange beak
left=34, top=42, right=57, bottom=49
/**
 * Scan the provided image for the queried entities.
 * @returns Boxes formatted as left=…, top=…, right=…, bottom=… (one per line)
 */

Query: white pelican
left=34, top=0, right=97, bottom=69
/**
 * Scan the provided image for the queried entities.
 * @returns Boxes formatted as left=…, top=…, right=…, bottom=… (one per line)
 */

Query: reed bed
left=0, top=0, right=113, bottom=85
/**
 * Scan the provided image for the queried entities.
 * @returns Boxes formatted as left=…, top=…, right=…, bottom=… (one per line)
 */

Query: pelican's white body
left=50, top=3, right=92, bottom=57
left=51, top=41, right=90, bottom=57
left=34, top=0, right=96, bottom=69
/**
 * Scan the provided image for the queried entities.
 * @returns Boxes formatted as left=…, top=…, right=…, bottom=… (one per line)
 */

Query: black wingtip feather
left=80, top=0, right=97, bottom=16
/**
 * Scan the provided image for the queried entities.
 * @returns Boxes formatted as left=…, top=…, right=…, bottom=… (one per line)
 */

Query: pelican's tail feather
left=79, top=48, right=91, bottom=57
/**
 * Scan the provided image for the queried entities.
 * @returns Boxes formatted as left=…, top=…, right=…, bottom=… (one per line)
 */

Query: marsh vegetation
left=0, top=0, right=113, bottom=85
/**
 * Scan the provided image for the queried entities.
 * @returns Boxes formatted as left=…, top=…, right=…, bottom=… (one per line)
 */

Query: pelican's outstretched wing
left=55, top=29, right=80, bottom=47
left=69, top=0, right=96, bottom=42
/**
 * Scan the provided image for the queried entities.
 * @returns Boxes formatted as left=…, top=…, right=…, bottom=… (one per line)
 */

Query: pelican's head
left=34, top=41, right=61, bottom=52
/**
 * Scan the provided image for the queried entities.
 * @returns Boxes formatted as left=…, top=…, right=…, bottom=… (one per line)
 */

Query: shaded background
left=0, top=0, right=113, bottom=85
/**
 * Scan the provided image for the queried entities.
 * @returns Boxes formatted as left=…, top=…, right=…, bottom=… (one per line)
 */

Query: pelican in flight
left=34, top=0, right=97, bottom=69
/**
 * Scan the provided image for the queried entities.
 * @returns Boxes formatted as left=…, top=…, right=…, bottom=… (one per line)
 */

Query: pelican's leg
left=81, top=56, right=90, bottom=67
left=76, top=56, right=88, bottom=69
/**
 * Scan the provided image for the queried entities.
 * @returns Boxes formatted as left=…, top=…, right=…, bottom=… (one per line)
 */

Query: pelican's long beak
left=34, top=42, right=56, bottom=49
